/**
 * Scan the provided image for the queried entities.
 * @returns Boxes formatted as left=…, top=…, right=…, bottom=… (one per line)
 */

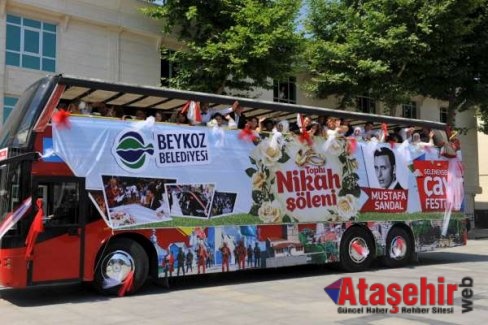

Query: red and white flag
left=0, top=197, right=32, bottom=240
left=181, top=101, right=202, bottom=124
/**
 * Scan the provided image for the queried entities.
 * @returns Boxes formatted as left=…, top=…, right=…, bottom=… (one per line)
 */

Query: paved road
left=1, top=240, right=487, bottom=325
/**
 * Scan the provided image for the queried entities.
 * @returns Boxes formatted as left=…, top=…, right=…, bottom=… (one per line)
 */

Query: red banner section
left=413, top=160, right=449, bottom=212
left=361, top=188, right=408, bottom=212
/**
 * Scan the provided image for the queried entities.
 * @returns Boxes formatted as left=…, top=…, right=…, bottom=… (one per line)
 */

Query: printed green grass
left=357, top=212, right=465, bottom=222
left=127, top=211, right=465, bottom=229
left=134, top=213, right=261, bottom=229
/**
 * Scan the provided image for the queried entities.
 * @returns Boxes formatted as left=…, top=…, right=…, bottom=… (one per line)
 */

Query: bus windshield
left=0, top=77, right=53, bottom=148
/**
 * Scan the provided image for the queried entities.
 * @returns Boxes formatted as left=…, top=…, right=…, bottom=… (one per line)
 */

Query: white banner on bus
left=52, top=117, right=462, bottom=229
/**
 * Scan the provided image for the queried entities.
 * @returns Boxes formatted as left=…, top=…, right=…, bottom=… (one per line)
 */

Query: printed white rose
left=258, top=200, right=282, bottom=223
left=258, top=139, right=283, bottom=167
left=251, top=171, right=267, bottom=189
left=336, top=194, right=358, bottom=220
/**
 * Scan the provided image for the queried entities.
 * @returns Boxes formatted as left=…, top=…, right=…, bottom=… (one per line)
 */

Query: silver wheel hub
left=101, top=250, right=135, bottom=285
left=389, top=236, right=407, bottom=260
left=349, top=237, right=369, bottom=263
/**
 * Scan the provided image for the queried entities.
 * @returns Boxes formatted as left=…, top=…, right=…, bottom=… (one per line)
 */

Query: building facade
left=0, top=0, right=164, bottom=123
left=0, top=0, right=482, bottom=227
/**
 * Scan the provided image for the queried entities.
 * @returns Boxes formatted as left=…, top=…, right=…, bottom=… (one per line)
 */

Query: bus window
left=38, top=182, right=79, bottom=226
left=0, top=163, right=25, bottom=226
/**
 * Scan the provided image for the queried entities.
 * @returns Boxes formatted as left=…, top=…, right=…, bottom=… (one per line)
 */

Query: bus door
left=28, top=178, right=85, bottom=284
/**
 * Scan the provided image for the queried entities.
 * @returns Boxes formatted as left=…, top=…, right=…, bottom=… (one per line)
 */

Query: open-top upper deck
left=53, top=74, right=445, bottom=130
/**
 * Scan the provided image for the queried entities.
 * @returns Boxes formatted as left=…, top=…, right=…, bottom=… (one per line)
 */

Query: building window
left=160, top=49, right=177, bottom=87
left=6, top=14, right=56, bottom=72
left=440, top=107, right=448, bottom=123
left=3, top=96, right=18, bottom=123
left=273, top=77, right=296, bottom=104
left=356, top=96, right=376, bottom=114
left=402, top=102, right=417, bottom=119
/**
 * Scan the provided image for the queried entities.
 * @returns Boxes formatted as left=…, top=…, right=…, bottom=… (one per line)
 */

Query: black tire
left=339, top=227, right=375, bottom=272
left=381, top=227, right=413, bottom=268
left=94, top=238, right=149, bottom=295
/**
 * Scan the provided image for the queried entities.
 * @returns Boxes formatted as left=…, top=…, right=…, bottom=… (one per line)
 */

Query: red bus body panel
left=83, top=220, right=113, bottom=281
left=31, top=231, right=82, bottom=282
left=0, top=247, right=28, bottom=288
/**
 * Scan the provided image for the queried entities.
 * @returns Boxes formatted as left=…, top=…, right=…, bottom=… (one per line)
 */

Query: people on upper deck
left=274, top=120, right=289, bottom=133
left=307, top=121, right=322, bottom=137
left=317, top=115, right=327, bottom=130
left=300, top=115, right=313, bottom=134
left=419, top=127, right=432, bottom=143
left=363, top=122, right=383, bottom=141
left=197, top=102, right=211, bottom=125
left=154, top=111, right=165, bottom=122
left=184, top=100, right=246, bottom=128
left=134, top=110, right=146, bottom=120
left=323, top=116, right=336, bottom=135
left=387, top=127, right=404, bottom=143
left=92, top=102, right=108, bottom=116
left=172, top=111, right=189, bottom=125
left=248, top=116, right=259, bottom=131
left=61, top=99, right=440, bottom=150
left=341, top=119, right=353, bottom=137
left=412, top=130, right=435, bottom=149
left=207, top=112, right=237, bottom=129
left=106, top=106, right=119, bottom=118
left=78, top=101, right=92, bottom=115
left=260, top=118, right=275, bottom=133
left=352, top=127, right=363, bottom=140
left=226, top=101, right=247, bottom=129
left=399, top=126, right=415, bottom=143
left=67, top=102, right=81, bottom=114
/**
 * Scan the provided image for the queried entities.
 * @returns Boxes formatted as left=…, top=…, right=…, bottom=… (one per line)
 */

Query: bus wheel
left=94, top=239, right=149, bottom=295
left=339, top=227, right=374, bottom=272
left=381, top=227, right=412, bottom=268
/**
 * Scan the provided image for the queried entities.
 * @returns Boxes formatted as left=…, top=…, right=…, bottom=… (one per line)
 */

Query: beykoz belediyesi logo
left=113, top=130, right=154, bottom=172
left=325, top=277, right=473, bottom=314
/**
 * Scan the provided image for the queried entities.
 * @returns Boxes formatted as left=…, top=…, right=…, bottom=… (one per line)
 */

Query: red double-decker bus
left=0, top=75, right=467, bottom=295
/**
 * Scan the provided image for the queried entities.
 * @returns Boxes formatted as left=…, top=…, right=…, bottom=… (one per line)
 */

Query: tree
left=142, top=0, right=303, bottom=94
left=303, top=0, right=488, bottom=128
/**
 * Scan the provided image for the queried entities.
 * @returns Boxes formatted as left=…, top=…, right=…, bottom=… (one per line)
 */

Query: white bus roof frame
left=55, top=74, right=446, bottom=130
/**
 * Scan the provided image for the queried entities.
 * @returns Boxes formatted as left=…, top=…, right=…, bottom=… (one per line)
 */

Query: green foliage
left=245, top=167, right=257, bottom=177
left=277, top=151, right=290, bottom=163
left=303, top=0, right=488, bottom=127
left=142, top=0, right=303, bottom=93
left=143, top=0, right=488, bottom=130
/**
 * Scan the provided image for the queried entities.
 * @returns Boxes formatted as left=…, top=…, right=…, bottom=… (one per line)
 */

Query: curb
left=467, top=228, right=488, bottom=240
